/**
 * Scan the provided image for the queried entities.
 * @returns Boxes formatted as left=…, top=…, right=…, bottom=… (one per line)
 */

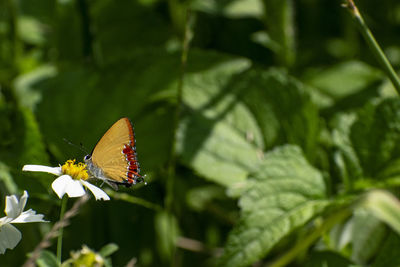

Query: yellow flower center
left=61, top=159, right=89, bottom=180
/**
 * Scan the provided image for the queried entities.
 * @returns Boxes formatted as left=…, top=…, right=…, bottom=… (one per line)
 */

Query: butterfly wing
left=90, top=117, right=141, bottom=186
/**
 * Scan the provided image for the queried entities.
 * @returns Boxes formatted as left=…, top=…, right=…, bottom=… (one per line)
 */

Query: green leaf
left=363, top=190, right=400, bottom=236
left=186, top=185, right=226, bottom=212
left=305, top=61, right=383, bottom=99
left=330, top=112, right=362, bottom=189
left=350, top=209, right=387, bottom=264
left=219, top=145, right=328, bottom=267
left=223, top=0, right=264, bottom=18
left=0, top=102, right=49, bottom=193
left=17, top=16, right=46, bottom=45
left=179, top=64, right=319, bottom=186
left=18, top=108, right=49, bottom=165
left=36, top=250, right=58, bottom=267
left=0, top=161, right=18, bottom=194
left=13, top=65, right=57, bottom=110
left=305, top=251, right=355, bottom=267
left=263, top=0, right=295, bottom=66
left=177, top=53, right=258, bottom=186
left=237, top=68, right=320, bottom=160
left=178, top=112, right=262, bottom=187
left=99, top=243, right=119, bottom=257
left=351, top=98, right=400, bottom=178
left=371, top=231, right=400, bottom=267
left=191, top=0, right=264, bottom=18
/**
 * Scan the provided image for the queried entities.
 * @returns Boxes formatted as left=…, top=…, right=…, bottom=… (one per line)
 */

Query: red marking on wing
left=117, top=118, right=144, bottom=186
left=122, top=143, right=141, bottom=183
left=122, top=147, right=131, bottom=154
left=124, top=118, right=136, bottom=148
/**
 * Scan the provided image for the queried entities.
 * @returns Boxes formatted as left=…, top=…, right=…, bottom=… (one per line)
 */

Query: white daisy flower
left=0, top=190, right=47, bottom=254
left=23, top=160, right=110, bottom=201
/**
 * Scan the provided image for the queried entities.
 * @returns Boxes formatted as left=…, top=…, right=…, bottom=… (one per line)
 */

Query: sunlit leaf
left=178, top=52, right=259, bottom=187
left=99, top=243, right=119, bottom=257
left=179, top=64, right=319, bottom=186
left=305, top=61, right=383, bottom=99
left=13, top=65, right=57, bottom=110
left=17, top=16, right=46, bottom=45
left=223, top=0, right=264, bottom=18
left=350, top=209, right=387, bottom=264
left=363, top=190, right=400, bottom=236
left=191, top=0, right=264, bottom=18
left=219, top=145, right=328, bottom=267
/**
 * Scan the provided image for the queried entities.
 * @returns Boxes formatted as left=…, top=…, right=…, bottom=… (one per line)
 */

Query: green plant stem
left=56, top=196, right=68, bottom=265
left=164, top=9, right=193, bottom=267
left=106, top=191, right=163, bottom=211
left=343, top=0, right=400, bottom=95
left=168, top=0, right=187, bottom=34
left=269, top=208, right=352, bottom=267
left=263, top=0, right=295, bottom=67
left=165, top=8, right=193, bottom=212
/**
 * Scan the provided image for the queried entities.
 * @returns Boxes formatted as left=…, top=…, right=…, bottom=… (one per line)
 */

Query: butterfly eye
left=84, top=154, right=91, bottom=161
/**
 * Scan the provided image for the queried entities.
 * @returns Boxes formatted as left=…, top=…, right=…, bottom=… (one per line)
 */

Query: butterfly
left=84, top=117, right=144, bottom=189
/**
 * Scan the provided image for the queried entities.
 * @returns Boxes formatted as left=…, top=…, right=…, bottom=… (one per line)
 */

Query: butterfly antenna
left=63, top=138, right=89, bottom=154
left=79, top=142, right=89, bottom=154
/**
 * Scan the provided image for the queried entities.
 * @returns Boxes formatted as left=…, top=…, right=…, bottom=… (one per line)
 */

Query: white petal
left=4, top=195, right=19, bottom=219
left=5, top=191, right=29, bottom=220
left=52, top=175, right=85, bottom=198
left=0, top=224, right=22, bottom=254
left=80, top=180, right=110, bottom=201
left=12, top=209, right=47, bottom=223
left=17, top=191, right=28, bottom=216
left=65, top=179, right=86, bottom=198
left=51, top=175, right=70, bottom=198
left=0, top=216, right=12, bottom=226
left=23, top=165, right=62, bottom=176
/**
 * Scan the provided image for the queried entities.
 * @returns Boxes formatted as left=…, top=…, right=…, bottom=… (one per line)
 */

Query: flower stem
left=56, top=195, right=68, bottom=264
left=343, top=0, right=400, bottom=95
left=22, top=195, right=88, bottom=267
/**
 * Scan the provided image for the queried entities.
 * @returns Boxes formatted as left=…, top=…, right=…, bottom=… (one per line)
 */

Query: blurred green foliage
left=2, top=0, right=400, bottom=266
